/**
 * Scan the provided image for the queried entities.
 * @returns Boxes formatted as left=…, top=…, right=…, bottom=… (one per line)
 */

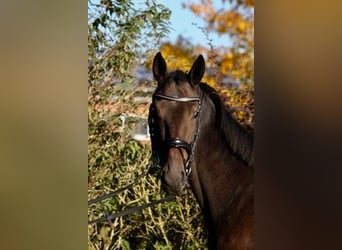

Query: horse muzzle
left=160, top=151, right=189, bottom=195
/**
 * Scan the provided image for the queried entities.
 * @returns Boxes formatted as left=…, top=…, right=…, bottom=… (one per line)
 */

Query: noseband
left=150, top=93, right=202, bottom=176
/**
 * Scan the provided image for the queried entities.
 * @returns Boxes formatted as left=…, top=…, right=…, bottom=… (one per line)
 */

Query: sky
left=157, top=0, right=230, bottom=47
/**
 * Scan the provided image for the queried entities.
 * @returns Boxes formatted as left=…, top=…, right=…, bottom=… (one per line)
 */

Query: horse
left=148, top=52, right=254, bottom=250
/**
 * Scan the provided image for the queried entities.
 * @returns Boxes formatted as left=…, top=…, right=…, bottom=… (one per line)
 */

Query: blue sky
left=157, top=0, right=230, bottom=47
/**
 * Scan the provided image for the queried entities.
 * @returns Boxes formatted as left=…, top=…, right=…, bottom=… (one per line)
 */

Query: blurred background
left=1, top=0, right=341, bottom=249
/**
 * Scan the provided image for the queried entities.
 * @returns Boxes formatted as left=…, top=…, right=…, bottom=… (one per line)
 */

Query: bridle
left=149, top=92, right=202, bottom=177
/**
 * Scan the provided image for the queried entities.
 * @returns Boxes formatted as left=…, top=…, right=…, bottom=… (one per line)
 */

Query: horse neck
left=189, top=93, right=253, bottom=229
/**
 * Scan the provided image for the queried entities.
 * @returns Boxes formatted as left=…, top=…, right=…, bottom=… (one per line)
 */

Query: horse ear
left=188, top=55, right=205, bottom=85
left=152, top=52, right=167, bottom=83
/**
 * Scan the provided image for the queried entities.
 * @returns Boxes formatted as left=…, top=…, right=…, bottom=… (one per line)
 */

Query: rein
left=88, top=163, right=175, bottom=225
left=88, top=195, right=175, bottom=225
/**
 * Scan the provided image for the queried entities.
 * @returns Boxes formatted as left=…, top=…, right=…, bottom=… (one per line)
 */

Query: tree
left=88, top=0, right=171, bottom=86
left=186, top=0, right=254, bottom=85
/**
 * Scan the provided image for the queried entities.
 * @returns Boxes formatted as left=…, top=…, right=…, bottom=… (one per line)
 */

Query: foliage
left=189, top=0, right=254, bottom=129
left=185, top=0, right=254, bottom=86
left=88, top=0, right=171, bottom=86
left=88, top=86, right=207, bottom=249
left=88, top=1, right=254, bottom=249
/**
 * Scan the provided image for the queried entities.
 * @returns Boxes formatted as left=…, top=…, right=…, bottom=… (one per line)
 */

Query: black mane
left=198, top=83, right=254, bottom=166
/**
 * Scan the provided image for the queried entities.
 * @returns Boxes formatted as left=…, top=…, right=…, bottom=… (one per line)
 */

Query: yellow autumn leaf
left=238, top=21, right=247, bottom=33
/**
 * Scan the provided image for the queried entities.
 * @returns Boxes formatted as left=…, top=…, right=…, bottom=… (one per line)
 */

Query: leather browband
left=153, top=93, right=200, bottom=103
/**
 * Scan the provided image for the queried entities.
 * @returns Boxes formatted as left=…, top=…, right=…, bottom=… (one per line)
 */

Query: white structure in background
left=119, top=113, right=150, bottom=142
left=117, top=92, right=152, bottom=143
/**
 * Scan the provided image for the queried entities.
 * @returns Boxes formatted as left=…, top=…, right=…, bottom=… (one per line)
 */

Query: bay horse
left=148, top=52, right=254, bottom=249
